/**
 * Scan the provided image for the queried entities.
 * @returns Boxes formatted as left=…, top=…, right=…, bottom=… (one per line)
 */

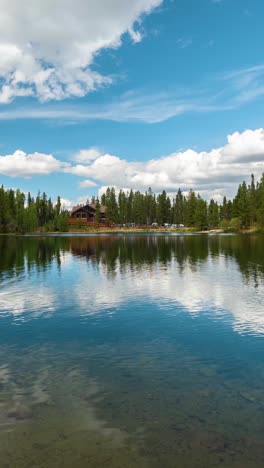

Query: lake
left=0, top=233, right=264, bottom=467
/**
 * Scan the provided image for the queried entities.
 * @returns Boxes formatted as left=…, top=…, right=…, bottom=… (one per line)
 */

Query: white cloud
left=60, top=198, right=74, bottom=211
left=79, top=180, right=98, bottom=188
left=0, top=0, right=162, bottom=103
left=0, top=63, right=264, bottom=123
left=0, top=149, right=67, bottom=178
left=66, top=153, right=129, bottom=179
left=74, top=148, right=101, bottom=163
left=0, top=94, right=203, bottom=123
left=219, top=65, right=264, bottom=106
left=2, top=128, right=264, bottom=198
left=65, top=128, right=264, bottom=197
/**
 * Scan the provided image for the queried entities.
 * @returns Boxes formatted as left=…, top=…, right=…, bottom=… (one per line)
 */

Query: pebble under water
left=0, top=233, right=264, bottom=467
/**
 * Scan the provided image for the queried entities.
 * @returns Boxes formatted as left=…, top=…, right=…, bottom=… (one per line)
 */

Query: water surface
left=0, top=234, right=264, bottom=467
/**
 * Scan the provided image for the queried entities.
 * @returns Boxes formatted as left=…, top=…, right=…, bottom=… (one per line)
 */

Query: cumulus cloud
left=2, top=128, right=264, bottom=199
left=65, top=128, right=264, bottom=198
left=73, top=148, right=101, bottom=163
left=0, top=150, right=67, bottom=178
left=60, top=198, right=75, bottom=211
left=0, top=0, right=162, bottom=103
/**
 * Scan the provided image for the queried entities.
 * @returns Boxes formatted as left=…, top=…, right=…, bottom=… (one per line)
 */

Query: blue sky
left=0, top=0, right=264, bottom=206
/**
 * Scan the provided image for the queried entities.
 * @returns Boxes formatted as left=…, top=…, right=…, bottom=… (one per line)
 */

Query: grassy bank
left=64, top=224, right=264, bottom=235
left=2, top=225, right=264, bottom=236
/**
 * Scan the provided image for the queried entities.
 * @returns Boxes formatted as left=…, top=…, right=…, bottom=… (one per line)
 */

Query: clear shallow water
left=0, top=234, right=264, bottom=467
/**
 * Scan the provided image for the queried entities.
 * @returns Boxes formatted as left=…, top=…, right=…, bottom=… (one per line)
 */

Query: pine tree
left=237, top=181, right=251, bottom=227
left=95, top=198, right=101, bottom=223
left=173, top=189, right=184, bottom=225
left=186, top=190, right=197, bottom=227
left=1, top=173, right=264, bottom=233
left=249, top=174, right=257, bottom=224
left=157, top=191, right=166, bottom=225
left=55, top=196, right=61, bottom=217
left=208, top=199, right=219, bottom=228
left=195, top=196, right=208, bottom=230
left=16, top=190, right=25, bottom=231
left=105, top=188, right=118, bottom=223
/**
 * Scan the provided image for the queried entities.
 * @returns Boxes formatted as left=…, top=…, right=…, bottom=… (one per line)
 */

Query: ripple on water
left=0, top=235, right=264, bottom=466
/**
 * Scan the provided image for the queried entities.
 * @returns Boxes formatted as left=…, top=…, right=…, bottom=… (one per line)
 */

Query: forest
left=0, top=189, right=68, bottom=233
left=100, top=173, right=264, bottom=230
left=0, top=174, right=264, bottom=232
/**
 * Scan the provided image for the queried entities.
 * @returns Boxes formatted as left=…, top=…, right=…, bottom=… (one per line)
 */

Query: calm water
left=0, top=234, right=264, bottom=467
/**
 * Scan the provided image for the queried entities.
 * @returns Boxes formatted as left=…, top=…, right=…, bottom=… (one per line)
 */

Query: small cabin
left=70, top=203, right=107, bottom=223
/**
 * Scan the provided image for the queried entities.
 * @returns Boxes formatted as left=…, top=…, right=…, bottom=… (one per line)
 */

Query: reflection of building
left=70, top=237, right=116, bottom=261
left=69, top=204, right=107, bottom=224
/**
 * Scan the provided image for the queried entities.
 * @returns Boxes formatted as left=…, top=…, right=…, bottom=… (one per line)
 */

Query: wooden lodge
left=69, top=203, right=108, bottom=225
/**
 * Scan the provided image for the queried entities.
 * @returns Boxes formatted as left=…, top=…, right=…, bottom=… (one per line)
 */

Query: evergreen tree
left=249, top=174, right=257, bottom=224
left=105, top=188, right=118, bottom=223
left=118, top=190, right=127, bottom=224
left=173, top=189, right=184, bottom=225
left=195, top=196, right=208, bottom=230
left=0, top=186, right=68, bottom=232
left=145, top=187, right=156, bottom=225
left=185, top=190, right=197, bottom=227
left=101, top=193, right=106, bottom=206
left=55, top=196, right=61, bottom=217
left=126, top=190, right=134, bottom=223
left=95, top=198, right=101, bottom=223
left=0, top=173, right=264, bottom=233
left=208, top=199, right=219, bottom=228
left=16, top=190, right=25, bottom=231
left=256, top=173, right=264, bottom=225
left=157, top=190, right=171, bottom=224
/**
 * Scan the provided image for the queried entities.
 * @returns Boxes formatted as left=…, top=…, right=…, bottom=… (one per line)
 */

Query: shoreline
left=1, top=227, right=263, bottom=236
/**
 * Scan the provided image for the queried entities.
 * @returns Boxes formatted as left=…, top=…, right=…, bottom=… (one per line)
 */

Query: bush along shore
left=0, top=173, right=264, bottom=234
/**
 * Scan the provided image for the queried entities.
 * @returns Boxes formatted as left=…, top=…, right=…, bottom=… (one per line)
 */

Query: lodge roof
left=71, top=203, right=106, bottom=214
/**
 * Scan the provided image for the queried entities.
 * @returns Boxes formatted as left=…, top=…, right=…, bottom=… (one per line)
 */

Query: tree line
left=1, top=173, right=264, bottom=232
left=98, top=174, right=264, bottom=230
left=0, top=188, right=68, bottom=233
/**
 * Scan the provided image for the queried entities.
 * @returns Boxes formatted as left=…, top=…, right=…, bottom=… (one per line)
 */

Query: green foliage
left=173, top=189, right=184, bottom=225
left=23, top=204, right=38, bottom=232
left=185, top=190, right=197, bottom=227
left=219, top=219, right=230, bottom=232
left=157, top=190, right=171, bottom=225
left=99, top=173, right=264, bottom=230
left=95, top=198, right=101, bottom=223
left=229, top=217, right=242, bottom=232
left=1, top=172, right=264, bottom=233
left=195, top=197, right=208, bottom=230
left=0, top=186, right=68, bottom=233
left=105, top=187, right=118, bottom=223
left=44, top=220, right=56, bottom=232
left=208, top=199, right=219, bottom=228
left=56, top=214, right=69, bottom=232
